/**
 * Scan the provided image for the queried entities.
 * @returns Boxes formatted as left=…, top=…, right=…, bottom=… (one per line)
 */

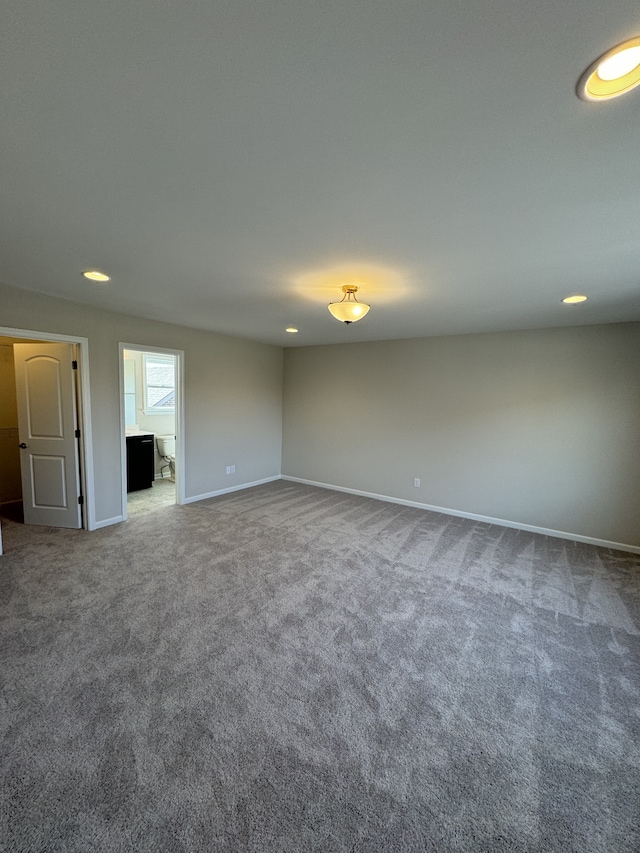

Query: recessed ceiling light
left=578, top=37, right=640, bottom=101
left=83, top=269, right=111, bottom=282
left=598, top=45, right=640, bottom=80
left=285, top=327, right=299, bottom=333
left=562, top=294, right=588, bottom=304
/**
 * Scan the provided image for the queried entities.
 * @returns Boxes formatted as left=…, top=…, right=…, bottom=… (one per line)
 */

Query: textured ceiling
left=1, top=1, right=639, bottom=346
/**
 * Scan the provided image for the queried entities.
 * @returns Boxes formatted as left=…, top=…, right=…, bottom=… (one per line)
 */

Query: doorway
left=119, top=344, right=184, bottom=520
left=0, top=327, right=95, bottom=532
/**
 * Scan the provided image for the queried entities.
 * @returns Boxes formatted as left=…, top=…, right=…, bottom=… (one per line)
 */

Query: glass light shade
left=328, top=286, right=371, bottom=324
left=328, top=301, right=370, bottom=323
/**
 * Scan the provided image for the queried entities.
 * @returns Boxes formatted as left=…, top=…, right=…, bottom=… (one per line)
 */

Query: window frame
left=143, top=353, right=176, bottom=415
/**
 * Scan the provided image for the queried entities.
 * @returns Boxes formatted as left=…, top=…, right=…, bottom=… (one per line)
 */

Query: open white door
left=13, top=342, right=81, bottom=529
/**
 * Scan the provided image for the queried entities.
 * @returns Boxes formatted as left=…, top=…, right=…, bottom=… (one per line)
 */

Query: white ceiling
left=1, top=1, right=639, bottom=347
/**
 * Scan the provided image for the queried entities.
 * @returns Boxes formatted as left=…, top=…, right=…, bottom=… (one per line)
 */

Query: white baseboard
left=183, top=476, right=281, bottom=505
left=92, top=515, right=124, bottom=530
left=281, top=476, right=640, bottom=555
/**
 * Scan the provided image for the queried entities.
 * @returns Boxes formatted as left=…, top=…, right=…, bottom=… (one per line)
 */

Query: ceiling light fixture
left=562, top=294, right=588, bottom=304
left=285, top=327, right=299, bottom=333
left=577, top=37, right=640, bottom=101
left=328, top=285, right=370, bottom=325
left=83, top=269, right=111, bottom=282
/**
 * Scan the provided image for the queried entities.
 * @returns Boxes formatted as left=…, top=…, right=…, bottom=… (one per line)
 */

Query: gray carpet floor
left=1, top=480, right=639, bottom=852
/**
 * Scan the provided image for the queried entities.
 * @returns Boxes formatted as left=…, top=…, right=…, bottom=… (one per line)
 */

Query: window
left=144, top=354, right=175, bottom=414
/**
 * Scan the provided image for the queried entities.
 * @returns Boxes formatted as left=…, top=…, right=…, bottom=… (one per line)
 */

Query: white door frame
left=0, top=326, right=96, bottom=531
left=118, top=343, right=185, bottom=521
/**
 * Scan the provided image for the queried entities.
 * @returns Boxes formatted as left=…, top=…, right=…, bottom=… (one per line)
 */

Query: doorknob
left=19, top=442, right=28, bottom=448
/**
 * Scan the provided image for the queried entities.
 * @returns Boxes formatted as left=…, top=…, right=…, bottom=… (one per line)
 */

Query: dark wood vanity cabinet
left=126, top=433, right=155, bottom=492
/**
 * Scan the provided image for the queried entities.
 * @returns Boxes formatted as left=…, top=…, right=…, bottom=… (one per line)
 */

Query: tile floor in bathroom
left=126, top=477, right=176, bottom=517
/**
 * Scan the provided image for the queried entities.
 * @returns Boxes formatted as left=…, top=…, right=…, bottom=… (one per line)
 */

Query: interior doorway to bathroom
left=119, top=344, right=184, bottom=520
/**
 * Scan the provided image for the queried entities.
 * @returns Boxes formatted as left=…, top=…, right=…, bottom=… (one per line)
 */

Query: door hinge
left=75, top=428, right=81, bottom=438
left=72, top=360, right=78, bottom=370
left=78, top=495, right=84, bottom=505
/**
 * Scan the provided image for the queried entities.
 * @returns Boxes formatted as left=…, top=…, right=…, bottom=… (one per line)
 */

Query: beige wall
left=4, top=277, right=638, bottom=549
left=0, top=342, right=21, bottom=504
left=1, top=282, right=283, bottom=525
left=282, top=323, right=640, bottom=548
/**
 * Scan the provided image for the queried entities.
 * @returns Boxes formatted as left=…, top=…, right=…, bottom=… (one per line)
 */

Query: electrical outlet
left=226, top=464, right=236, bottom=475
left=414, top=478, right=420, bottom=488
